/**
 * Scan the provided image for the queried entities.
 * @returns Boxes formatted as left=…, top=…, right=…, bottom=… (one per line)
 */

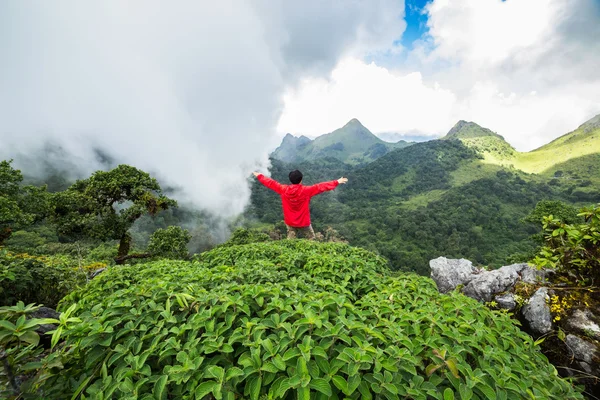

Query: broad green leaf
left=248, top=376, right=262, bottom=400
left=225, top=367, right=244, bottom=381
left=296, top=385, right=310, bottom=400
left=195, top=381, right=218, bottom=399
left=153, top=375, right=168, bottom=400
left=444, top=388, right=455, bottom=400
left=309, top=378, right=332, bottom=396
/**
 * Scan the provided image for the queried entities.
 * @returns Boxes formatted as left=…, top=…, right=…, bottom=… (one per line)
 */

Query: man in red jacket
left=253, top=170, right=348, bottom=239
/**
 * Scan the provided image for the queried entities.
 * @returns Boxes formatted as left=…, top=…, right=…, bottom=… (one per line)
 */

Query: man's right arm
left=254, top=172, right=285, bottom=194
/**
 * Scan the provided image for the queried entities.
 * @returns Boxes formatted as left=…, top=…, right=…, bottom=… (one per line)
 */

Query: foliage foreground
left=36, top=241, right=581, bottom=399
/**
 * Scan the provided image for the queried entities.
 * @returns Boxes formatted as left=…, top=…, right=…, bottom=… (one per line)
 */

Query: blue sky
left=400, top=0, right=431, bottom=49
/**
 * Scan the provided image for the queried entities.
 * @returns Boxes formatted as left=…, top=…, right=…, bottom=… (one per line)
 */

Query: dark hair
left=289, top=170, right=303, bottom=184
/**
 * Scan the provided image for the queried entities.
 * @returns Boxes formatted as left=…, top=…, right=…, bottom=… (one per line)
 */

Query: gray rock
left=495, top=293, right=517, bottom=310
left=519, top=265, right=551, bottom=284
left=566, top=334, right=597, bottom=365
left=28, top=307, right=60, bottom=348
left=522, top=287, right=553, bottom=336
left=429, top=257, right=479, bottom=293
left=578, top=361, right=593, bottom=374
left=90, top=268, right=107, bottom=278
left=567, top=309, right=600, bottom=340
left=462, top=263, right=526, bottom=302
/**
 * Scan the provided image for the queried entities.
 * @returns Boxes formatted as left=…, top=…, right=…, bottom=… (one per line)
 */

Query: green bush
left=0, top=302, right=61, bottom=398
left=533, top=203, right=600, bottom=285
left=221, top=227, right=271, bottom=246
left=148, top=226, right=192, bottom=260
left=35, top=241, right=581, bottom=399
left=0, top=249, right=87, bottom=308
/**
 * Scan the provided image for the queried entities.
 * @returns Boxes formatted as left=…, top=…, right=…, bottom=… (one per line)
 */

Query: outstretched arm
left=306, top=177, right=348, bottom=197
left=253, top=172, right=285, bottom=194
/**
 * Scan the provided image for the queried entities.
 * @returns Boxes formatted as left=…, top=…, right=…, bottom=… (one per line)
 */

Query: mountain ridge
left=272, top=118, right=412, bottom=165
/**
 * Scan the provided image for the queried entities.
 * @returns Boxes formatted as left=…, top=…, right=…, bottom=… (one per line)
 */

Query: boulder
left=567, top=309, right=600, bottom=340
left=565, top=334, right=596, bottom=365
left=520, top=265, right=552, bottom=284
left=462, top=263, right=526, bottom=302
left=90, top=268, right=107, bottom=279
left=429, top=257, right=479, bottom=293
left=521, top=287, right=553, bottom=336
left=495, top=293, right=517, bottom=310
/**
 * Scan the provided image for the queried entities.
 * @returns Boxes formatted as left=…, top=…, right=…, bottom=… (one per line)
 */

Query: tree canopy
left=51, top=165, right=177, bottom=263
left=0, top=160, right=50, bottom=245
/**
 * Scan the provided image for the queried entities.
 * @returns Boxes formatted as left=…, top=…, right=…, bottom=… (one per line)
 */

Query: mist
left=0, top=1, right=404, bottom=217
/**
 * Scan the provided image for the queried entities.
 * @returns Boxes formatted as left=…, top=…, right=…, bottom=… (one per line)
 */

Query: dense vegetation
left=5, top=241, right=583, bottom=399
left=249, top=130, right=600, bottom=273
left=533, top=203, right=600, bottom=285
left=1, top=114, right=599, bottom=398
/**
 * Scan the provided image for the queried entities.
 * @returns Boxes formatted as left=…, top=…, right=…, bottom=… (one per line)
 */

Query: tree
left=523, top=200, right=580, bottom=226
left=0, top=160, right=50, bottom=245
left=147, top=226, right=191, bottom=259
left=51, top=165, right=177, bottom=264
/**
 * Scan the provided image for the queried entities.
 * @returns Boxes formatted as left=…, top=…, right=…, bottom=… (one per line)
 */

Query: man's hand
left=337, top=177, right=348, bottom=184
left=253, top=172, right=260, bottom=177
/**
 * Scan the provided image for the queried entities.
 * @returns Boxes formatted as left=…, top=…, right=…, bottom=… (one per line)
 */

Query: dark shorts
left=286, top=224, right=315, bottom=240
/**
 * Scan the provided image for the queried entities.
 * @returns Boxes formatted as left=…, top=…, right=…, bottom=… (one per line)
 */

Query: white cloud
left=277, top=58, right=456, bottom=136
left=278, top=0, right=600, bottom=151
left=0, top=1, right=405, bottom=215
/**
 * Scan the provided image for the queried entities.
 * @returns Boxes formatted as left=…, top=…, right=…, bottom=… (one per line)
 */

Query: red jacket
left=257, top=174, right=339, bottom=227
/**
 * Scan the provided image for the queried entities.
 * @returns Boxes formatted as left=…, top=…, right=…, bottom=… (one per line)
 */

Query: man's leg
left=299, top=225, right=316, bottom=240
left=286, top=225, right=297, bottom=239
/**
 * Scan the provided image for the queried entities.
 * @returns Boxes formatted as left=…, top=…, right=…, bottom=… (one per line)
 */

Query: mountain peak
left=344, top=118, right=365, bottom=128
left=445, top=120, right=505, bottom=141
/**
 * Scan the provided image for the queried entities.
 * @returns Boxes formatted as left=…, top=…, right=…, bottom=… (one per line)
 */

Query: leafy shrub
left=147, top=226, right=192, bottom=259
left=533, top=203, right=600, bottom=285
left=222, top=227, right=271, bottom=246
left=35, top=241, right=582, bottom=399
left=0, top=302, right=61, bottom=398
left=0, top=249, right=87, bottom=308
left=4, top=230, right=48, bottom=253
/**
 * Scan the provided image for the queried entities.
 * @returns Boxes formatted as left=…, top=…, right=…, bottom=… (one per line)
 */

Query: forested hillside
left=248, top=116, right=600, bottom=274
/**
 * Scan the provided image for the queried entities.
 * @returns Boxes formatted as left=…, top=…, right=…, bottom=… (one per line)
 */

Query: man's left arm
left=307, top=177, right=348, bottom=196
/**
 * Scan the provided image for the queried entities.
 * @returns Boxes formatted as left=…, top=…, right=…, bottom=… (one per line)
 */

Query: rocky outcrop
left=429, top=258, right=546, bottom=300
left=462, top=263, right=527, bottom=302
left=495, top=293, right=517, bottom=310
left=566, top=334, right=599, bottom=374
left=521, top=287, right=553, bottom=336
left=429, top=257, right=478, bottom=293
left=567, top=309, right=600, bottom=341
left=430, top=257, right=600, bottom=398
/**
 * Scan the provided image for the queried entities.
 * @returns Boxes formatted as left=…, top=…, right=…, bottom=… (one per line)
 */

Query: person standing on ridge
left=252, top=170, right=348, bottom=239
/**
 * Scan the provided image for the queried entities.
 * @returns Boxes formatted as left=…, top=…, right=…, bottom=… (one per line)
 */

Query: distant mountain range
left=274, top=114, right=600, bottom=188
left=272, top=118, right=412, bottom=165
left=253, top=113, right=600, bottom=273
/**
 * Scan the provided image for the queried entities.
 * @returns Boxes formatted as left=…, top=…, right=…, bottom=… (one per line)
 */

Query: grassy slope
left=512, top=121, right=600, bottom=174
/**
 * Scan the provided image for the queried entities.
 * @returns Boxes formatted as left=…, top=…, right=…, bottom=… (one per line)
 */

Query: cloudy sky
left=279, top=0, right=600, bottom=151
left=1, top=1, right=599, bottom=215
